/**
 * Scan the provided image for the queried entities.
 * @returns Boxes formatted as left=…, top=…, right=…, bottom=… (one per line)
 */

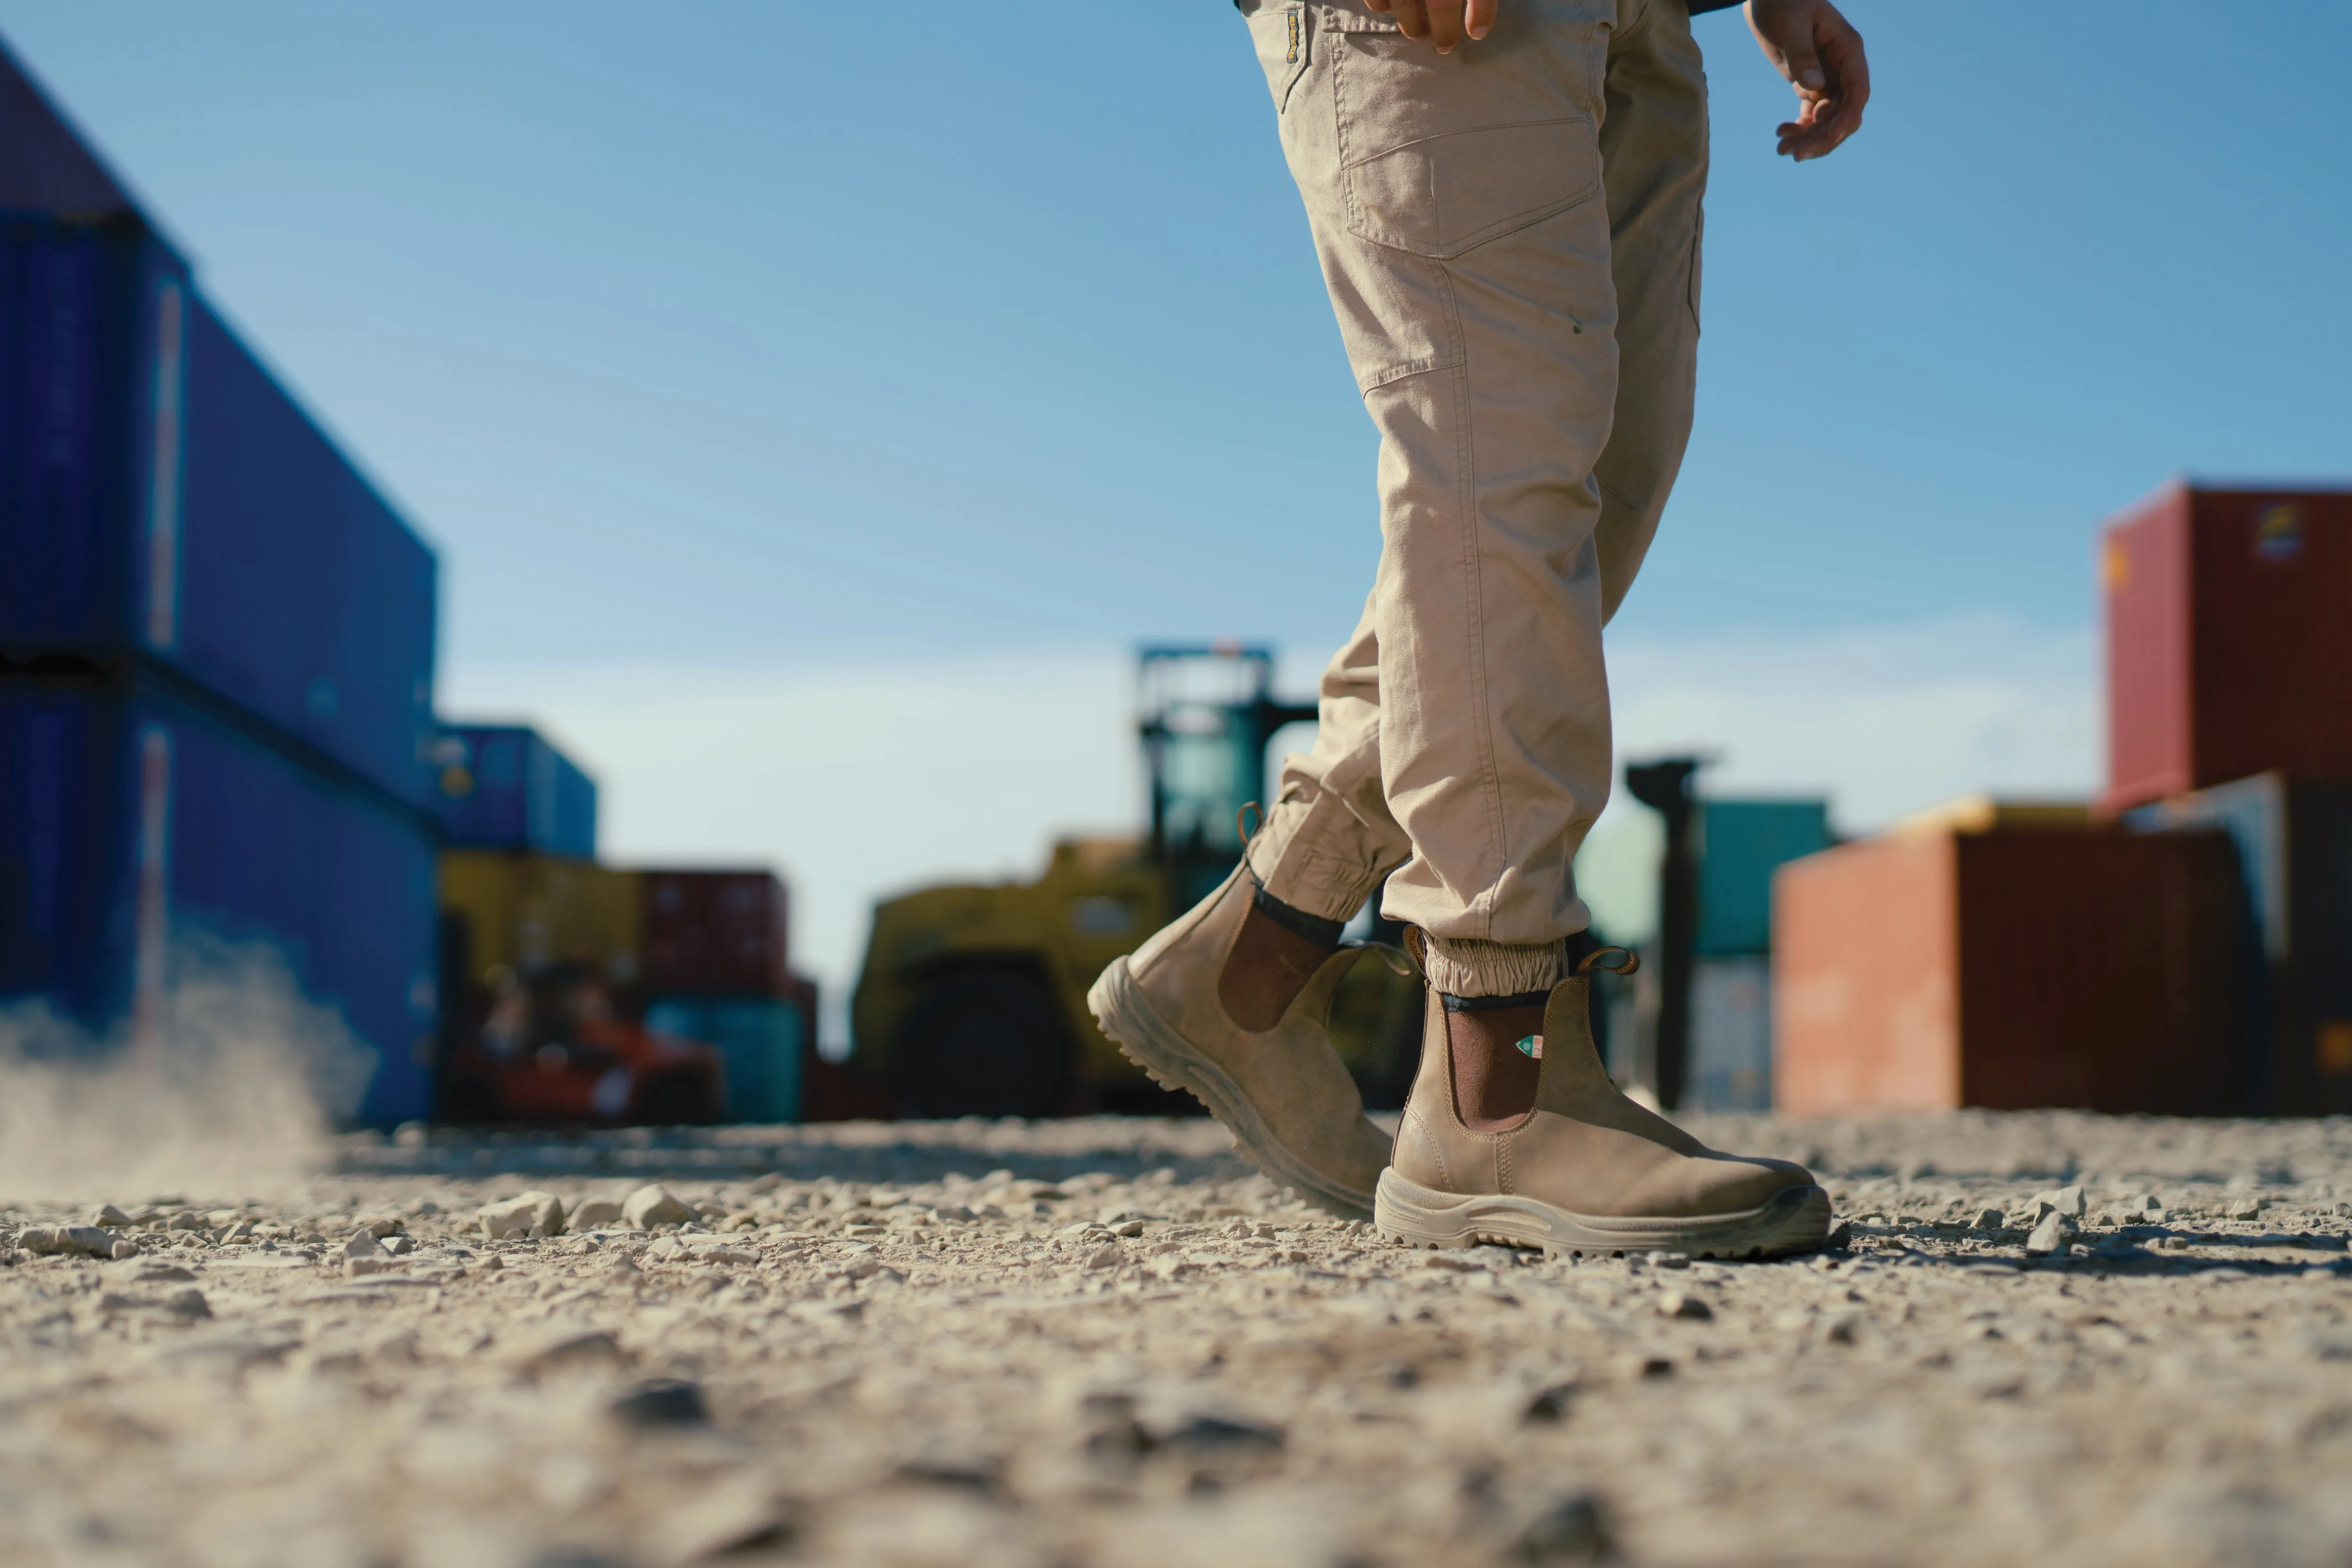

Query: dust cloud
left=0, top=933, right=377, bottom=1204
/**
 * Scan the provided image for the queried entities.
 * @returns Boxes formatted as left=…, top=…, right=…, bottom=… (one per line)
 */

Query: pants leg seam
left=1435, top=256, right=1510, bottom=944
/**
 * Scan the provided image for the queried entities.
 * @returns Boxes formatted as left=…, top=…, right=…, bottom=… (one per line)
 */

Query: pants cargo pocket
left=1332, top=28, right=1600, bottom=259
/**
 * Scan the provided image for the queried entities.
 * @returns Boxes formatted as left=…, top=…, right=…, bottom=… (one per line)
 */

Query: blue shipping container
left=1695, top=799, right=1832, bottom=956
left=0, top=217, right=437, bottom=807
left=431, top=724, right=598, bottom=860
left=0, top=221, right=180, bottom=651
left=643, top=995, right=803, bottom=1123
left=1686, top=955, right=1773, bottom=1111
left=0, top=677, right=438, bottom=1122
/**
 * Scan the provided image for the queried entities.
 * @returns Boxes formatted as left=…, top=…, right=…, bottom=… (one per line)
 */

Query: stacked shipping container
left=1, top=44, right=441, bottom=1121
left=1684, top=800, right=1831, bottom=1110
left=433, top=725, right=597, bottom=860
left=434, top=796, right=816, bottom=1123
left=0, top=683, right=439, bottom=1113
left=1772, top=482, right=2352, bottom=1117
left=2127, top=775, right=2352, bottom=1115
left=0, top=225, right=437, bottom=807
left=2103, top=484, right=2352, bottom=1114
left=1773, top=812, right=2246, bottom=1115
left=1594, top=791, right=1832, bottom=1111
left=2102, top=485, right=2352, bottom=814
left=638, top=871, right=806, bottom=1122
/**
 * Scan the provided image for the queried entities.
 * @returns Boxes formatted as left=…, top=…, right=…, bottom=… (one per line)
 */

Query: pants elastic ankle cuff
left=1441, top=989, right=1552, bottom=1012
left=1243, top=800, right=1385, bottom=927
left=1250, top=884, right=1345, bottom=948
left=1421, top=938, right=1566, bottom=998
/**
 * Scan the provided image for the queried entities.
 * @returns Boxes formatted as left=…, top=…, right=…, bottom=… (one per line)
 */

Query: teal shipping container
left=643, top=995, right=804, bottom=1123
left=1695, top=800, right=1833, bottom=956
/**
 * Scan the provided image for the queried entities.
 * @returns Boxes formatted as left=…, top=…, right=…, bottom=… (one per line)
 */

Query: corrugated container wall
left=2128, top=773, right=2352, bottom=1115
left=0, top=221, right=181, bottom=651
left=1774, top=823, right=2247, bottom=1115
left=2102, top=482, right=2352, bottom=812
left=431, top=725, right=597, bottom=860
left=641, top=872, right=789, bottom=995
left=179, top=295, right=437, bottom=803
left=0, top=218, right=437, bottom=808
left=0, top=678, right=437, bottom=1123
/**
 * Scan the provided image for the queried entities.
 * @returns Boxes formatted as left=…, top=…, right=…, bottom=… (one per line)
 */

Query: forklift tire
left=439, top=1073, right=499, bottom=1125
left=637, top=1074, right=716, bottom=1127
left=888, top=969, right=1068, bottom=1119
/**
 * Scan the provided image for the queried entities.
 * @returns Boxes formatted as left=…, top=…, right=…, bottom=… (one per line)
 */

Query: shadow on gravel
left=335, top=1122, right=1258, bottom=1189
left=1840, top=1237, right=2351, bottom=1280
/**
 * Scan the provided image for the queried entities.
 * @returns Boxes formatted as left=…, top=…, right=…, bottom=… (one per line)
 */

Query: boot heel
left=1089, top=957, right=1379, bottom=1223
left=1373, top=1169, right=1480, bottom=1249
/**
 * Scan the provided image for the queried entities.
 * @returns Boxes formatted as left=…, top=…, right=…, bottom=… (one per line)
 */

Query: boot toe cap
left=1692, top=1154, right=1817, bottom=1216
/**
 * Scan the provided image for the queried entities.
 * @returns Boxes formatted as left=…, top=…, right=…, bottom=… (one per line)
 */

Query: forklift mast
left=1136, top=645, right=1318, bottom=905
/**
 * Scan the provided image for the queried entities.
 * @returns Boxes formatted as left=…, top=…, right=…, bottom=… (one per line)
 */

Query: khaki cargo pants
left=1238, top=0, right=1708, bottom=996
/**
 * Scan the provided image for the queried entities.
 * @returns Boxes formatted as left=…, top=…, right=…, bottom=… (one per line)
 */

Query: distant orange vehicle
left=440, top=965, right=725, bottom=1125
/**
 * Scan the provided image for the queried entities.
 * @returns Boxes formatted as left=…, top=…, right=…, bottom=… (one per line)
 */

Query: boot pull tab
left=1577, top=946, right=1640, bottom=977
left=1354, top=939, right=1423, bottom=980
left=1346, top=924, right=1426, bottom=981
left=1235, top=801, right=1264, bottom=845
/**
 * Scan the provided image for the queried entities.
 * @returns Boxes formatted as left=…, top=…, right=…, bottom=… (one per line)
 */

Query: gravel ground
left=4, top=1110, right=2351, bottom=1568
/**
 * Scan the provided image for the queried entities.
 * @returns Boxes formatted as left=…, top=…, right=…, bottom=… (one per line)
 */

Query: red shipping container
left=1774, top=816, right=2246, bottom=1115
left=639, top=870, right=788, bottom=995
left=2102, top=482, right=2352, bottom=813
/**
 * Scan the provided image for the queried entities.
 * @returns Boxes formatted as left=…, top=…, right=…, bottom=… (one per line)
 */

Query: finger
left=1423, top=0, right=1467, bottom=52
left=1774, top=99, right=1832, bottom=151
left=1788, top=6, right=1868, bottom=158
left=1778, top=96, right=1858, bottom=160
left=1465, top=0, right=1499, bottom=41
left=1777, top=37, right=1826, bottom=98
left=1390, top=0, right=1430, bottom=40
left=1776, top=103, right=1833, bottom=152
left=1780, top=83, right=1863, bottom=159
left=1817, top=12, right=1870, bottom=120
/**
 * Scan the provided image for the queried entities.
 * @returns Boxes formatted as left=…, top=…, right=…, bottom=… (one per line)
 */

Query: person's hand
left=1366, top=0, right=1498, bottom=54
left=1744, top=0, right=1868, bottom=160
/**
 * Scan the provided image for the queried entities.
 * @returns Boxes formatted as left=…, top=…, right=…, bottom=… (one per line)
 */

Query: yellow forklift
left=851, top=645, right=1423, bottom=1116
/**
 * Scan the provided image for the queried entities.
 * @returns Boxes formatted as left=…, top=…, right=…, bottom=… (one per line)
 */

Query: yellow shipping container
left=439, top=852, right=644, bottom=986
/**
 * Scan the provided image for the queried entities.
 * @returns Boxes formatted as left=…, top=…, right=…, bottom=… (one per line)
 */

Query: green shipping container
left=1695, top=800, right=1832, bottom=956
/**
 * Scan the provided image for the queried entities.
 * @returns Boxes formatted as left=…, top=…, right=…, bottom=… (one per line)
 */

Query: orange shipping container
left=1773, top=813, right=2248, bottom=1115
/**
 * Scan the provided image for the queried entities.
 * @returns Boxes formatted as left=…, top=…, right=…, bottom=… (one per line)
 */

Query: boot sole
left=1088, top=957, right=1376, bottom=1222
left=1375, top=1167, right=1833, bottom=1261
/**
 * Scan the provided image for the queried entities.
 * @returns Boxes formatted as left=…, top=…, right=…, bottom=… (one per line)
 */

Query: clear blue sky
left=7, top=4, right=2349, bottom=999
left=8, top=3, right=2347, bottom=671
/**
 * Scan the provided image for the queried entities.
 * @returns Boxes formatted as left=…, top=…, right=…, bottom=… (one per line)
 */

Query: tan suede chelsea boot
left=1377, top=950, right=1832, bottom=1258
left=1089, top=862, right=1396, bottom=1220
